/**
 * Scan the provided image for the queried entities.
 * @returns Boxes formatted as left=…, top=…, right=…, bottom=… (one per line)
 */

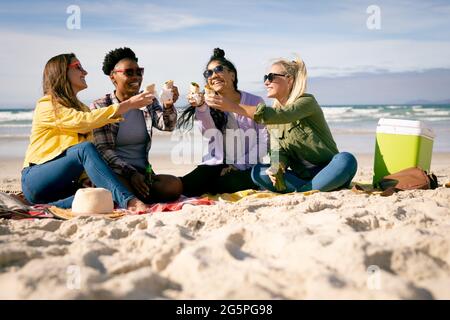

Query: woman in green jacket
left=205, top=57, right=357, bottom=193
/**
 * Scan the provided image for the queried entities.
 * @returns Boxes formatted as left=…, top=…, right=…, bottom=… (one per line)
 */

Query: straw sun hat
left=71, top=187, right=114, bottom=216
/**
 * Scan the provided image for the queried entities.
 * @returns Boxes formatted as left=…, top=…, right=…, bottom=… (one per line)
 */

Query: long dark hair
left=177, top=102, right=228, bottom=132
left=42, top=53, right=86, bottom=111
left=177, top=48, right=237, bottom=132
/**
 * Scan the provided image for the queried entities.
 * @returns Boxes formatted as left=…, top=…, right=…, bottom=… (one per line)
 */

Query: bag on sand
left=379, top=167, right=438, bottom=196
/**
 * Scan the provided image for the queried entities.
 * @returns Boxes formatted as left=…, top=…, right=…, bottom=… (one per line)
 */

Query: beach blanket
left=0, top=191, right=215, bottom=220
left=144, top=196, right=215, bottom=213
left=48, top=195, right=216, bottom=220
left=0, top=192, right=53, bottom=219
left=204, top=189, right=320, bottom=202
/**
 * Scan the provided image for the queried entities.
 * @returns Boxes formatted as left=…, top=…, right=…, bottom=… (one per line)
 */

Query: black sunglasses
left=113, top=67, right=144, bottom=77
left=203, top=65, right=226, bottom=79
left=264, top=73, right=288, bottom=83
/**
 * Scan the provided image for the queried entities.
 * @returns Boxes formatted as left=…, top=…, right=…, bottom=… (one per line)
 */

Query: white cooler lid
left=376, top=118, right=435, bottom=139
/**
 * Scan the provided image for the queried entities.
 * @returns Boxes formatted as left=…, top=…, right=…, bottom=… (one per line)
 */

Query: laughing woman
left=90, top=47, right=182, bottom=203
left=206, top=56, right=357, bottom=193
left=21, top=53, right=153, bottom=211
left=178, top=48, right=269, bottom=196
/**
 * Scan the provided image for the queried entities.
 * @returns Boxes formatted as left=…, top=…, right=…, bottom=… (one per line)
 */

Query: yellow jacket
left=23, top=95, right=122, bottom=168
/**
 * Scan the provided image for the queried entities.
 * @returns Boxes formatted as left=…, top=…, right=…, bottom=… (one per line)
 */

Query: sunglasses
left=113, top=67, right=144, bottom=77
left=203, top=65, right=226, bottom=79
left=68, top=61, right=86, bottom=72
left=264, top=73, right=288, bottom=83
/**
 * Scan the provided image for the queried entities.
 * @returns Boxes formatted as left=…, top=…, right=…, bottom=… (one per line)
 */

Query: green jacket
left=253, top=93, right=338, bottom=179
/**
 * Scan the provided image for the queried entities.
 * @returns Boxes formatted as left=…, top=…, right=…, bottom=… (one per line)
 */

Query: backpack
left=378, top=167, right=439, bottom=196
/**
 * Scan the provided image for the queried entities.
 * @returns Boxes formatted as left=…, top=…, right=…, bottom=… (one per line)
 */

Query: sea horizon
left=1, top=103, right=449, bottom=159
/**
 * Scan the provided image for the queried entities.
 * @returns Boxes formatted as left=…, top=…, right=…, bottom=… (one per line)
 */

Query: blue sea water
left=1, top=104, right=449, bottom=158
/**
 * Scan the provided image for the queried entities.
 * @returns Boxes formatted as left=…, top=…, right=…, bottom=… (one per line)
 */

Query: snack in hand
left=160, top=80, right=174, bottom=104
left=189, top=82, right=203, bottom=105
left=190, top=82, right=200, bottom=94
left=145, top=83, right=155, bottom=94
left=139, top=84, right=156, bottom=110
left=204, top=84, right=216, bottom=98
left=164, top=80, right=174, bottom=89
left=267, top=164, right=287, bottom=192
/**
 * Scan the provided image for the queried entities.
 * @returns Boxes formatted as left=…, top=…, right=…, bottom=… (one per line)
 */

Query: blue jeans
left=251, top=152, right=358, bottom=193
left=21, top=142, right=135, bottom=209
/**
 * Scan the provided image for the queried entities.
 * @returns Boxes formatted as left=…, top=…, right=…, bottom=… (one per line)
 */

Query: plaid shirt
left=89, top=92, right=177, bottom=178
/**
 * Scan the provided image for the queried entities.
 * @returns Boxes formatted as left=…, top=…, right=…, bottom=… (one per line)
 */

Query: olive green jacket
left=253, top=94, right=338, bottom=179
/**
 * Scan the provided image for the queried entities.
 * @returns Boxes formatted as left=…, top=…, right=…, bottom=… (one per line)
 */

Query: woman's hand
left=128, top=91, right=155, bottom=108
left=163, top=85, right=180, bottom=108
left=117, top=92, right=155, bottom=115
left=130, top=172, right=150, bottom=198
left=265, top=164, right=286, bottom=187
left=205, top=94, right=238, bottom=112
left=171, top=85, right=180, bottom=104
left=187, top=93, right=205, bottom=107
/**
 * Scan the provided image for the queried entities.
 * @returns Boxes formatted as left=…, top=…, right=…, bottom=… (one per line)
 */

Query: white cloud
left=2, top=27, right=450, bottom=106
left=2, top=0, right=450, bottom=106
left=82, top=1, right=233, bottom=33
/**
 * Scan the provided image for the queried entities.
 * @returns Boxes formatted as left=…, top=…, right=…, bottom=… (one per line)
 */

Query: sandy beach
left=1, top=132, right=450, bottom=299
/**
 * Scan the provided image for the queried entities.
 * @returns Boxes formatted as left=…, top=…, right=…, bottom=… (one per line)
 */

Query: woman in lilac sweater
left=178, top=48, right=269, bottom=196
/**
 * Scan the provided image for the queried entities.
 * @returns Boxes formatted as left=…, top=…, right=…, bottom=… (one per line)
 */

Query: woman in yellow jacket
left=21, top=53, right=153, bottom=211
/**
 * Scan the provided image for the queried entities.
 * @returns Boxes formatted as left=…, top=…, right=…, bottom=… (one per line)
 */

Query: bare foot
left=127, top=198, right=147, bottom=212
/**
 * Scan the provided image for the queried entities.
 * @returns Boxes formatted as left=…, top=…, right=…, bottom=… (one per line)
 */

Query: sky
left=1, top=0, right=450, bottom=107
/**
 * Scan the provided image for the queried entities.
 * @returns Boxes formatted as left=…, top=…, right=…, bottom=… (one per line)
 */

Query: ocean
left=1, top=104, right=449, bottom=158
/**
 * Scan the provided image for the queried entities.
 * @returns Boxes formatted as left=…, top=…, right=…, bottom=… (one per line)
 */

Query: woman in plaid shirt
left=90, top=47, right=183, bottom=203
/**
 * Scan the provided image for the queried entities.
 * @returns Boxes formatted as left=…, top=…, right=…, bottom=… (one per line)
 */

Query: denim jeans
left=252, top=152, right=358, bottom=193
left=21, top=142, right=135, bottom=209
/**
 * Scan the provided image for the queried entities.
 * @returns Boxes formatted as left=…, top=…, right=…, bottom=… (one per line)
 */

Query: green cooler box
left=373, top=118, right=435, bottom=186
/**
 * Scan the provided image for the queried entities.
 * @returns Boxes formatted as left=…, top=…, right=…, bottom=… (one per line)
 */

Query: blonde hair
left=272, top=55, right=307, bottom=109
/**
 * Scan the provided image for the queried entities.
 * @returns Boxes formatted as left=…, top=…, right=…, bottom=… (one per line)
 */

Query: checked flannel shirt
left=89, top=92, right=177, bottom=178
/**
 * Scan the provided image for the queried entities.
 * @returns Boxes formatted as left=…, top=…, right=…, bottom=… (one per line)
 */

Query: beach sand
left=1, top=138, right=449, bottom=299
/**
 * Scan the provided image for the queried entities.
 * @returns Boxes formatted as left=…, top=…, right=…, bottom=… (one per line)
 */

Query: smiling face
left=264, top=63, right=293, bottom=103
left=206, top=60, right=236, bottom=94
left=67, top=58, right=88, bottom=94
left=110, top=58, right=142, bottom=97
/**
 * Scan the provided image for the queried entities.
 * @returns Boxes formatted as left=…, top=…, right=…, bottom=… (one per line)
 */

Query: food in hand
left=190, top=82, right=200, bottom=94
left=189, top=82, right=203, bottom=105
left=145, top=83, right=155, bottom=94
left=160, top=80, right=174, bottom=104
left=139, top=84, right=156, bottom=110
left=165, top=80, right=174, bottom=89
left=204, top=84, right=216, bottom=98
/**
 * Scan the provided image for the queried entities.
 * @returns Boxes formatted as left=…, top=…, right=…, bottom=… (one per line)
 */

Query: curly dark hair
left=102, top=47, right=138, bottom=75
